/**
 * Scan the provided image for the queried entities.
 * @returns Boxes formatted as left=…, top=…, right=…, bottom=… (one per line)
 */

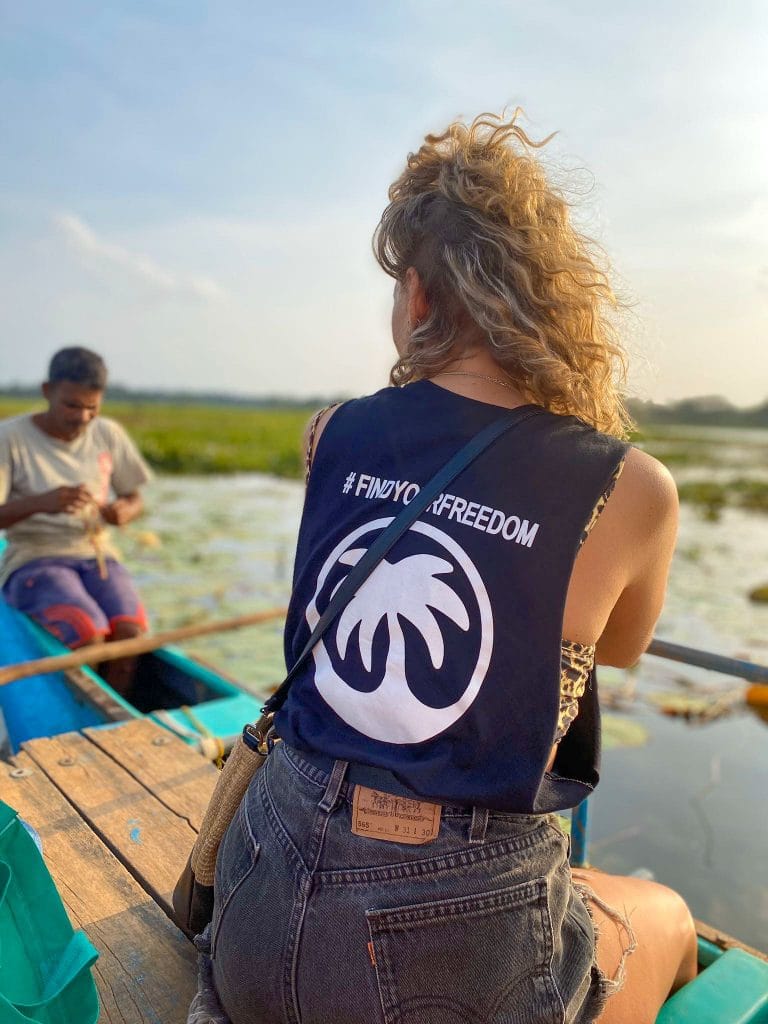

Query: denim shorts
left=207, top=743, right=608, bottom=1024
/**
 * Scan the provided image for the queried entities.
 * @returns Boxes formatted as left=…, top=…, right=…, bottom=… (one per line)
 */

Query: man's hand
left=100, top=493, right=144, bottom=526
left=35, top=484, right=92, bottom=514
left=0, top=486, right=90, bottom=529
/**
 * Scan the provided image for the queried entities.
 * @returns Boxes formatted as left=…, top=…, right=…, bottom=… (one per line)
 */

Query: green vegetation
left=115, top=403, right=313, bottom=477
left=2, top=395, right=767, bottom=509
left=0, top=398, right=314, bottom=478
left=629, top=433, right=720, bottom=466
left=675, top=482, right=728, bottom=520
left=631, top=419, right=768, bottom=518
left=677, top=479, right=768, bottom=519
left=628, top=395, right=768, bottom=429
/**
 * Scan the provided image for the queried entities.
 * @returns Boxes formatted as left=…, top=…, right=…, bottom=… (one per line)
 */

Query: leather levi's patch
left=351, top=784, right=441, bottom=844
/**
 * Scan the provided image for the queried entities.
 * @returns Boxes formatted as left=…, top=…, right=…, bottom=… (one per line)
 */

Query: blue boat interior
left=0, top=598, right=264, bottom=755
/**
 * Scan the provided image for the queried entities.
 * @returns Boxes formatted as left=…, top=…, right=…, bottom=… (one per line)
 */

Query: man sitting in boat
left=0, top=346, right=152, bottom=695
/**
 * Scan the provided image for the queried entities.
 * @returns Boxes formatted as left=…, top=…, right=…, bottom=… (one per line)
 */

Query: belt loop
left=318, top=758, right=349, bottom=813
left=469, top=806, right=489, bottom=844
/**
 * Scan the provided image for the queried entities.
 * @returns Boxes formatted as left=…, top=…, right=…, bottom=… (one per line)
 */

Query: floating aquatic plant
left=601, top=714, right=649, bottom=749
left=646, top=690, right=739, bottom=722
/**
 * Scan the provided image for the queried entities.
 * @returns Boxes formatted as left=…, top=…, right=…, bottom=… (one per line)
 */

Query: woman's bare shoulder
left=618, top=446, right=678, bottom=517
left=585, top=446, right=677, bottom=553
left=593, top=446, right=678, bottom=562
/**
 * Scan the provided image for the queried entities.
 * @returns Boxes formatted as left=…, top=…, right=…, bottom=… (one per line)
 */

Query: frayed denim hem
left=572, top=880, right=638, bottom=1021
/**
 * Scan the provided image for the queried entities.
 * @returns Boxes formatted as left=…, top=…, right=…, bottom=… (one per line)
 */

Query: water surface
left=120, top=428, right=768, bottom=949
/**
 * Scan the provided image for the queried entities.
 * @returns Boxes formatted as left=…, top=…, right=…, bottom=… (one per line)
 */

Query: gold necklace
left=435, top=371, right=515, bottom=390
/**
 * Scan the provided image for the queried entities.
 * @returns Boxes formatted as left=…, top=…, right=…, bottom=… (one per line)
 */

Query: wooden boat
left=662, top=927, right=768, bottom=1023
left=1, top=578, right=766, bottom=1022
left=0, top=591, right=265, bottom=760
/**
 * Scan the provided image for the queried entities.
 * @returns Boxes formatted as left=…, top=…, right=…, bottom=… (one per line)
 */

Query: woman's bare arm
left=594, top=449, right=679, bottom=666
left=562, top=447, right=679, bottom=667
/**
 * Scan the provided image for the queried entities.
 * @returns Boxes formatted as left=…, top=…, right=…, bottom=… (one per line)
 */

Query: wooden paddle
left=0, top=607, right=288, bottom=687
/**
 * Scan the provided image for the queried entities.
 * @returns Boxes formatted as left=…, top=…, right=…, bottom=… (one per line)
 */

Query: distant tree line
left=627, top=396, right=768, bottom=428
left=3, top=384, right=767, bottom=427
left=0, top=384, right=346, bottom=409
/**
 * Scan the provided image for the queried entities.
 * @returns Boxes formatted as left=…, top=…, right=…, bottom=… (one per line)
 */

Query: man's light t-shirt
left=0, top=414, right=152, bottom=585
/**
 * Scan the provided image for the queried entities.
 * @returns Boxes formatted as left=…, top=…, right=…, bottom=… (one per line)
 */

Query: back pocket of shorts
left=365, top=877, right=559, bottom=1024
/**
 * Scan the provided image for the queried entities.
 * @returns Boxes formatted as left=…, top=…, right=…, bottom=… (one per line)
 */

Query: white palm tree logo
left=307, top=518, right=493, bottom=744
left=334, top=550, right=469, bottom=672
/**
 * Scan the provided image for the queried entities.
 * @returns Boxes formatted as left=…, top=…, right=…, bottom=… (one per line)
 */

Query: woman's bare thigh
left=571, top=868, right=697, bottom=1024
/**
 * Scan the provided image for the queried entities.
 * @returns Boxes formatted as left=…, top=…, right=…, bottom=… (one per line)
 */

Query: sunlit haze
left=2, top=2, right=766, bottom=404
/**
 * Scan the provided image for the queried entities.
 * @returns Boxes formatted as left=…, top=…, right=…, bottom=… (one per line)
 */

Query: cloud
left=54, top=212, right=226, bottom=301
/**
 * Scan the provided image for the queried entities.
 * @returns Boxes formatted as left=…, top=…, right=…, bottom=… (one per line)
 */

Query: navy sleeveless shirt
left=276, top=381, right=629, bottom=813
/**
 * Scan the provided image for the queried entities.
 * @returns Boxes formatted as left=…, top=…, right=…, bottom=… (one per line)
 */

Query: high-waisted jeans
left=207, top=743, right=607, bottom=1024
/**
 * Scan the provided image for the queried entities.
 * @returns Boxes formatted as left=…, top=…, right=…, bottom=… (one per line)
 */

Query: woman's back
left=277, top=380, right=631, bottom=813
left=203, top=111, right=694, bottom=1024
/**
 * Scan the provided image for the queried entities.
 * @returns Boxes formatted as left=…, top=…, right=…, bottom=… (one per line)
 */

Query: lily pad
left=601, top=714, right=650, bottom=749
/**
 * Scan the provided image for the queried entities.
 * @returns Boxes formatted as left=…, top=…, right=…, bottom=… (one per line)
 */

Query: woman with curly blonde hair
left=202, top=112, right=696, bottom=1024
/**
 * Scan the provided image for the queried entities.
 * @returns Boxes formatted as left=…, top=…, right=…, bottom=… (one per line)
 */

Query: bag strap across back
left=262, top=404, right=542, bottom=715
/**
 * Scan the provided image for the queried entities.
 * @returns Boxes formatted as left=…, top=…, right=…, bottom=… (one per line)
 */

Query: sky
left=1, top=1, right=766, bottom=405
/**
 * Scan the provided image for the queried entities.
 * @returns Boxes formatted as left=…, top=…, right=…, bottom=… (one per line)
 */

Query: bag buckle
left=243, top=716, right=274, bottom=756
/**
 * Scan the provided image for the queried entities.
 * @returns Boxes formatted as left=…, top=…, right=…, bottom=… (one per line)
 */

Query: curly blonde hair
left=373, top=111, right=631, bottom=437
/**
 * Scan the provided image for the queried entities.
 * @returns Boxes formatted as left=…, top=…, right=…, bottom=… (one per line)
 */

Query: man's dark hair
left=48, top=347, right=108, bottom=390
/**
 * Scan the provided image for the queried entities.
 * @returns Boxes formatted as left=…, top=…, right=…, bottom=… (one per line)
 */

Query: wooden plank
left=0, top=752, right=198, bottom=1024
left=696, top=917, right=768, bottom=962
left=23, top=731, right=197, bottom=918
left=64, top=667, right=135, bottom=724
left=84, top=719, right=218, bottom=832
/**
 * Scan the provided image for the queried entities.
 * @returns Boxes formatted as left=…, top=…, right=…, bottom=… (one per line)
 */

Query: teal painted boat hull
left=661, top=946, right=768, bottom=1023
left=0, top=596, right=264, bottom=756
